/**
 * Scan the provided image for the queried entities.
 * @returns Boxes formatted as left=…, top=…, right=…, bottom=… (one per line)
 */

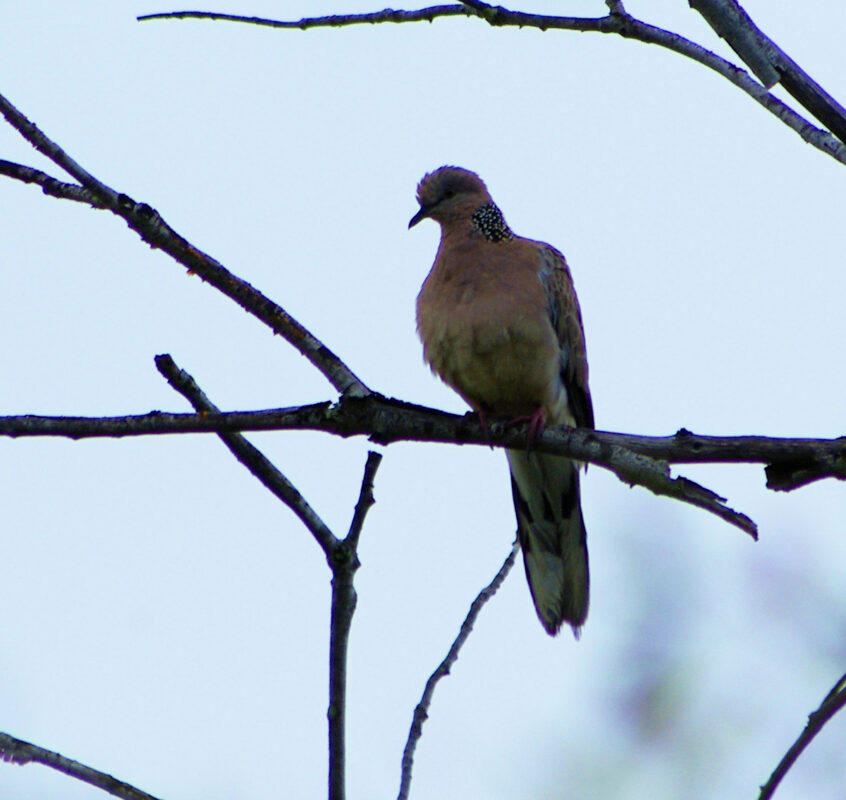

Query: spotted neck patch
left=471, top=202, right=513, bottom=242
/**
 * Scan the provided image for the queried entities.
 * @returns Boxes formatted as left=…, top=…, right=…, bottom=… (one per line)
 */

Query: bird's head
left=408, top=166, right=492, bottom=229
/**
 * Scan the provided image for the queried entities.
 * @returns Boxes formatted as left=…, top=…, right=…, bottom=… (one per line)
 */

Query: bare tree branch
left=137, top=3, right=846, bottom=165
left=604, top=0, right=627, bottom=15
left=155, top=353, right=387, bottom=800
left=0, top=159, right=104, bottom=206
left=688, top=0, right=780, bottom=87
left=0, top=98, right=118, bottom=198
left=329, top=451, right=382, bottom=800
left=345, top=450, right=382, bottom=549
left=690, top=0, right=846, bottom=142
left=155, top=353, right=339, bottom=556
left=1, top=397, right=841, bottom=476
left=764, top=456, right=846, bottom=492
left=2, top=394, right=843, bottom=535
left=137, top=6, right=473, bottom=28
left=398, top=539, right=519, bottom=800
left=0, top=92, right=370, bottom=398
left=603, top=446, right=757, bottom=536
left=758, top=672, right=846, bottom=800
left=156, top=352, right=380, bottom=800
left=0, top=731, right=163, bottom=800
left=157, top=354, right=385, bottom=800
left=328, top=536, right=357, bottom=800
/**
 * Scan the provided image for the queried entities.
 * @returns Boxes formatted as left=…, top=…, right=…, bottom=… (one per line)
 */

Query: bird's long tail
left=506, top=449, right=590, bottom=636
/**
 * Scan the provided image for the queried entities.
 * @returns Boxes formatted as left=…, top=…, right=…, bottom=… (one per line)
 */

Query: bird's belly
left=435, top=318, right=560, bottom=417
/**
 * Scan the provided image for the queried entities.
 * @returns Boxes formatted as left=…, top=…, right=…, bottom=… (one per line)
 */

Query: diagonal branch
left=0, top=97, right=117, bottom=198
left=0, top=159, right=104, bottom=206
left=460, top=0, right=846, bottom=164
left=137, top=3, right=846, bottom=166
left=0, top=91, right=370, bottom=398
left=601, top=444, right=757, bottom=536
left=0, top=731, right=163, bottom=800
left=155, top=353, right=339, bottom=556
left=155, top=355, right=384, bottom=800
left=397, top=539, right=519, bottom=800
left=758, top=671, right=846, bottom=800
left=690, top=0, right=846, bottom=143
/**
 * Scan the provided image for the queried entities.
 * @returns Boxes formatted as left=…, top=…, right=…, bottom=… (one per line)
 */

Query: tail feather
left=507, top=449, right=590, bottom=636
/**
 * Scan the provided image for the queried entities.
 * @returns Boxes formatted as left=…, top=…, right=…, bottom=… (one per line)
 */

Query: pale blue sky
left=1, top=2, right=845, bottom=799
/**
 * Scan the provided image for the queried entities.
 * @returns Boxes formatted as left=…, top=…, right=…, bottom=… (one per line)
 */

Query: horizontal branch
left=138, top=3, right=846, bottom=166
left=2, top=391, right=843, bottom=533
left=0, top=731, right=162, bottom=800
left=1, top=396, right=841, bottom=469
left=138, top=6, right=473, bottom=28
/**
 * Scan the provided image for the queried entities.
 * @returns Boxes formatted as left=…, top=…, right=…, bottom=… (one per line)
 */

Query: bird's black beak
left=408, top=206, right=429, bottom=229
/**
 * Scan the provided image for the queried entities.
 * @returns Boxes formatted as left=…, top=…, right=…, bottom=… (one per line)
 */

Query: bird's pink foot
left=474, top=409, right=494, bottom=449
left=506, top=407, right=547, bottom=452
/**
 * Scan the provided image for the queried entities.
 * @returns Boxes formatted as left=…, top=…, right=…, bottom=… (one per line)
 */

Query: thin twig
left=138, top=6, right=473, bottom=27
left=346, top=450, right=383, bottom=549
left=0, top=160, right=104, bottom=206
left=603, top=446, right=757, bottom=537
left=0, top=731, right=163, bottom=800
left=154, top=354, right=339, bottom=556
left=0, top=97, right=117, bottom=197
left=328, top=452, right=382, bottom=800
left=0, top=92, right=370, bottom=398
left=758, top=672, right=846, bottom=800
left=397, top=540, right=519, bottom=800
left=137, top=3, right=846, bottom=166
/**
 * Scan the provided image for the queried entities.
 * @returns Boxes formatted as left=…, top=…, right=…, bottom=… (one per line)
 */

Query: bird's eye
left=444, top=188, right=455, bottom=199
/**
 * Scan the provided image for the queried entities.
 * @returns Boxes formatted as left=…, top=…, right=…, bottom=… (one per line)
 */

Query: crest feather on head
left=415, top=166, right=489, bottom=209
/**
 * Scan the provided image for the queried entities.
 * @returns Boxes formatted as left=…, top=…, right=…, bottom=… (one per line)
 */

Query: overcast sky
left=2, top=2, right=845, bottom=799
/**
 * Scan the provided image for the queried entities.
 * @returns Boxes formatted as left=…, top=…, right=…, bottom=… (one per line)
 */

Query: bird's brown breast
left=417, top=240, right=560, bottom=417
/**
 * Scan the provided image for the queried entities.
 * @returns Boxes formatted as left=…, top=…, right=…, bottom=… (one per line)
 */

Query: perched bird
left=410, top=166, right=594, bottom=636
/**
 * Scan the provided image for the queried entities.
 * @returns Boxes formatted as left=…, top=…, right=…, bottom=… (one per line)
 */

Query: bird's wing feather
left=538, top=245, right=594, bottom=430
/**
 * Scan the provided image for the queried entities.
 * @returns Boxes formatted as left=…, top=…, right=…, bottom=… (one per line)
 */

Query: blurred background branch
left=759, top=671, right=846, bottom=800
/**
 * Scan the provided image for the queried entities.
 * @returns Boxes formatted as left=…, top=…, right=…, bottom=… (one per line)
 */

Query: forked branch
left=154, top=354, right=383, bottom=800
